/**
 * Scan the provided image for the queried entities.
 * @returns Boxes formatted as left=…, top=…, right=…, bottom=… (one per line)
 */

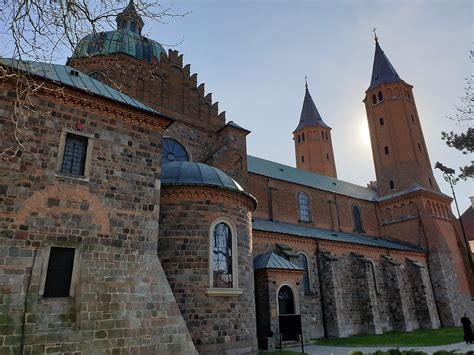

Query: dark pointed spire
left=116, top=0, right=144, bottom=35
left=368, top=36, right=401, bottom=90
left=294, top=81, right=330, bottom=132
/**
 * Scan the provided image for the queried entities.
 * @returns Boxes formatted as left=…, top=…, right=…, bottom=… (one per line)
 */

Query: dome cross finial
left=372, top=27, right=379, bottom=43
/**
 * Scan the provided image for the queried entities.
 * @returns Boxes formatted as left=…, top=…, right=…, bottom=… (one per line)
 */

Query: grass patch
left=312, top=327, right=464, bottom=347
left=259, top=351, right=306, bottom=355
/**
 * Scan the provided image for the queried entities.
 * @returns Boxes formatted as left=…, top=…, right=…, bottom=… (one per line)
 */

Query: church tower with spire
left=293, top=83, right=337, bottom=178
left=363, top=35, right=439, bottom=196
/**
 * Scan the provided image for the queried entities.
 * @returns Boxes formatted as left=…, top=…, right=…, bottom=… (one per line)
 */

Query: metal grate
left=61, top=133, right=88, bottom=176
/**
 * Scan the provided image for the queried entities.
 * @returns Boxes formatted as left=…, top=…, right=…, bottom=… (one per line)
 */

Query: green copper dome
left=72, top=0, right=166, bottom=62
left=72, top=30, right=166, bottom=62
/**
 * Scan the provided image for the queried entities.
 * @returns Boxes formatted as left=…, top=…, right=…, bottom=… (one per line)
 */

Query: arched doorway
left=277, top=285, right=299, bottom=341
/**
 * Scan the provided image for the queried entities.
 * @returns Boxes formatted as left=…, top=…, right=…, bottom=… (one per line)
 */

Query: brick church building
left=1, top=2, right=473, bottom=354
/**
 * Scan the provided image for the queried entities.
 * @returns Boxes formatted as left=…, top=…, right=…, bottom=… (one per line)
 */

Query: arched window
left=379, top=117, right=384, bottom=126
left=297, top=135, right=301, bottom=143
left=352, top=205, right=364, bottom=232
left=302, top=133, right=305, bottom=141
left=418, top=143, right=422, bottom=151
left=161, top=138, right=189, bottom=165
left=301, top=155, right=304, bottom=163
left=278, top=285, right=295, bottom=315
left=321, top=131, right=325, bottom=139
left=372, top=94, right=377, bottom=105
left=389, top=180, right=395, bottom=190
left=384, top=146, right=390, bottom=155
left=326, top=153, right=330, bottom=161
left=378, top=90, right=384, bottom=101
left=411, top=114, right=415, bottom=123
left=297, top=192, right=311, bottom=222
left=297, top=253, right=311, bottom=294
left=211, top=221, right=235, bottom=288
left=88, top=71, right=106, bottom=82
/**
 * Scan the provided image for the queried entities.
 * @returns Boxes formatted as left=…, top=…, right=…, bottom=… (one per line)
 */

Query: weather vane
left=304, top=75, right=308, bottom=90
left=372, top=27, right=378, bottom=43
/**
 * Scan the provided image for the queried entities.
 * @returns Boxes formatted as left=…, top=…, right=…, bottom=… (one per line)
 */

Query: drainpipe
left=315, top=240, right=328, bottom=338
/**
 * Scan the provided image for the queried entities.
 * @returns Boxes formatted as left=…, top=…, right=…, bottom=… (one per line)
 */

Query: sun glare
left=360, top=118, right=371, bottom=147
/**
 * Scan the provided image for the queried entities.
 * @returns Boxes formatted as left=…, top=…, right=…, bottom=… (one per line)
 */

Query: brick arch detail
left=16, top=183, right=110, bottom=234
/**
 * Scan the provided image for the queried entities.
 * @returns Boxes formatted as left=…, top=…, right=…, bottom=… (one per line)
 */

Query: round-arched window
left=297, top=192, right=311, bottom=222
left=161, top=138, right=189, bottom=165
left=297, top=253, right=311, bottom=294
left=88, top=71, right=106, bottom=82
left=278, top=286, right=295, bottom=315
left=212, top=222, right=233, bottom=288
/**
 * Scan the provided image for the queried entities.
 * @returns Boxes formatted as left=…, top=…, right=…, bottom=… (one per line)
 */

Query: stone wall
left=158, top=185, right=257, bottom=354
left=0, top=79, right=196, bottom=354
left=252, top=231, right=440, bottom=340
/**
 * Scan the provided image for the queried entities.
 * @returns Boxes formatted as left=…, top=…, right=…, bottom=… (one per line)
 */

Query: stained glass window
left=61, top=133, right=88, bottom=176
left=352, top=205, right=364, bottom=233
left=161, top=138, right=189, bottom=165
left=212, top=223, right=233, bottom=288
left=278, top=286, right=295, bottom=315
left=297, top=253, right=311, bottom=294
left=298, top=192, right=311, bottom=222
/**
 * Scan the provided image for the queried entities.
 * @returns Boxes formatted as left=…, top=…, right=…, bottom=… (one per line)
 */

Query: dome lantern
left=116, top=0, right=144, bottom=35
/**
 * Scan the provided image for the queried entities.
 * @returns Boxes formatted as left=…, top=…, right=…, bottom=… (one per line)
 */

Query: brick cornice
left=161, top=185, right=255, bottom=211
left=253, top=230, right=425, bottom=257
left=376, top=189, right=452, bottom=207
left=3, top=73, right=172, bottom=131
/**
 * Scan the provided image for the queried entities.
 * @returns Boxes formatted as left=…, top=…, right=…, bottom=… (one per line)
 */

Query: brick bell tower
left=293, top=81, right=337, bottom=178
left=363, top=35, right=439, bottom=196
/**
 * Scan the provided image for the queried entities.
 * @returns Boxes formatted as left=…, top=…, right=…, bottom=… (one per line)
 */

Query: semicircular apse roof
left=161, top=161, right=244, bottom=192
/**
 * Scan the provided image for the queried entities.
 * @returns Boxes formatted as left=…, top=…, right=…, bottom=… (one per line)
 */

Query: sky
left=8, top=0, right=470, bottom=211
left=138, top=0, right=472, bottom=212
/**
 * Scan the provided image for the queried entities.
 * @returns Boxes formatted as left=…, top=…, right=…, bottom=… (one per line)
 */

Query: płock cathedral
left=1, top=2, right=473, bottom=354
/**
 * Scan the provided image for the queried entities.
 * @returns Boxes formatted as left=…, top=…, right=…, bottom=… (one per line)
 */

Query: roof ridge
left=247, top=154, right=377, bottom=201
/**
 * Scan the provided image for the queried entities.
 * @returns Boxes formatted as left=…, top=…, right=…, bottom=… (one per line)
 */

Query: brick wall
left=158, top=185, right=257, bottom=354
left=68, top=52, right=250, bottom=189
left=0, top=79, right=196, bottom=354
left=248, top=174, right=379, bottom=236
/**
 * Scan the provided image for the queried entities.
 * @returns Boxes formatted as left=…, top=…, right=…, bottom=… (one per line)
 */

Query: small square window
left=61, top=133, right=88, bottom=176
left=44, top=247, right=75, bottom=298
left=56, top=130, right=93, bottom=179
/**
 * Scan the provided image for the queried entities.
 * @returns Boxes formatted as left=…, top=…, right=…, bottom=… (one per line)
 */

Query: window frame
left=297, top=252, right=312, bottom=295
left=161, top=137, right=191, bottom=165
left=39, top=245, right=81, bottom=299
left=206, top=217, right=242, bottom=297
left=389, top=180, right=395, bottom=190
left=276, top=283, right=300, bottom=316
left=352, top=204, right=365, bottom=233
left=56, top=129, right=94, bottom=181
left=297, top=191, right=311, bottom=223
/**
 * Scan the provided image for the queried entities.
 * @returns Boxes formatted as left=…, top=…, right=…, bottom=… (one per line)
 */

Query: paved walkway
left=287, top=341, right=474, bottom=355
